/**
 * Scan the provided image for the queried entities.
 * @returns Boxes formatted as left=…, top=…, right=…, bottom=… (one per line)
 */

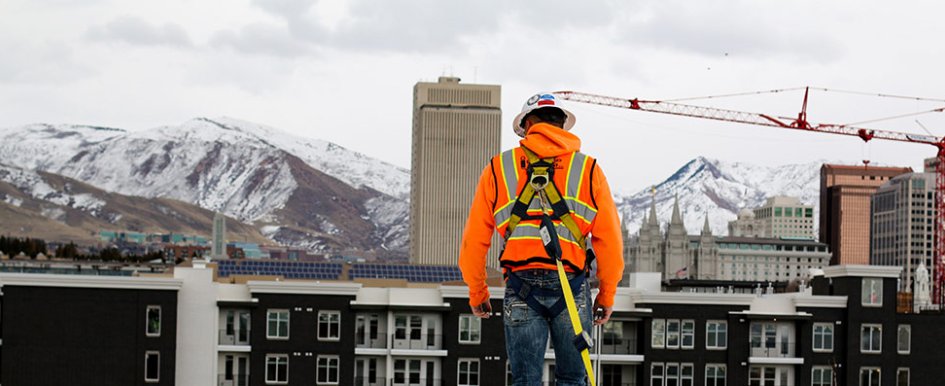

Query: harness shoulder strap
left=504, top=147, right=588, bottom=252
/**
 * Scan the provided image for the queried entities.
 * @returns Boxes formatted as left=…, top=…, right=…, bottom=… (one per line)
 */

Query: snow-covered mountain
left=616, top=156, right=823, bottom=236
left=0, top=162, right=269, bottom=245
left=0, top=118, right=410, bottom=256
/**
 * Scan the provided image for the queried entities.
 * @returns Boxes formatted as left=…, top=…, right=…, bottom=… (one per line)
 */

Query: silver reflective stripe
left=508, top=222, right=581, bottom=245
left=566, top=152, right=587, bottom=198
left=493, top=149, right=520, bottom=225
left=563, top=152, right=596, bottom=224
left=500, top=149, right=519, bottom=202
left=566, top=198, right=597, bottom=223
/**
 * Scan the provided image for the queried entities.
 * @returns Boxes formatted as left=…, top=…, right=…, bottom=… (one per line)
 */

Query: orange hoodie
left=459, top=123, right=625, bottom=308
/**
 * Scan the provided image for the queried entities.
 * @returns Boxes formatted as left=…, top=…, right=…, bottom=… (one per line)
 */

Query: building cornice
left=793, top=295, right=848, bottom=308
left=729, top=311, right=813, bottom=320
left=247, top=280, right=361, bottom=296
left=440, top=285, right=505, bottom=300
left=638, top=292, right=756, bottom=306
left=0, top=273, right=182, bottom=291
left=822, top=265, right=901, bottom=279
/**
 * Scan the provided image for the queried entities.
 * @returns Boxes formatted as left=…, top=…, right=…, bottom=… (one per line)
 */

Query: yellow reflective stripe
left=563, top=152, right=577, bottom=197
left=573, top=154, right=590, bottom=199
left=493, top=200, right=513, bottom=216
left=507, top=223, right=582, bottom=246
left=506, top=236, right=582, bottom=248
left=565, top=152, right=585, bottom=199
left=498, top=149, right=516, bottom=202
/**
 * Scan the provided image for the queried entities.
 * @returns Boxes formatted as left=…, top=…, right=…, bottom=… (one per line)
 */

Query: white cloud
left=0, top=0, right=943, bottom=192
left=86, top=16, right=193, bottom=47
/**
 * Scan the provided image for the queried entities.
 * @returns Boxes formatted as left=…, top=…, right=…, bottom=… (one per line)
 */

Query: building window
left=897, top=325, right=911, bottom=354
left=860, top=367, right=881, bottom=386
left=394, top=359, right=421, bottom=385
left=681, top=363, right=694, bottom=386
left=394, top=315, right=422, bottom=340
left=681, top=320, right=695, bottom=349
left=812, top=366, right=833, bottom=386
left=267, top=309, right=290, bottom=339
left=144, top=351, right=159, bottom=383
left=705, top=364, right=726, bottom=386
left=862, top=278, right=883, bottom=306
left=458, top=358, right=480, bottom=386
left=651, top=363, right=664, bottom=386
left=459, top=314, right=481, bottom=344
left=650, top=362, right=693, bottom=386
left=266, top=355, right=289, bottom=384
left=861, top=324, right=882, bottom=353
left=666, top=319, right=681, bottom=349
left=317, top=311, right=341, bottom=341
left=750, top=323, right=777, bottom=349
left=749, top=366, right=783, bottom=386
left=316, top=356, right=339, bottom=384
left=897, top=368, right=909, bottom=386
left=813, top=323, right=834, bottom=352
left=706, top=321, right=727, bottom=349
left=666, top=363, right=679, bottom=386
left=146, top=305, right=161, bottom=337
left=652, top=319, right=666, bottom=349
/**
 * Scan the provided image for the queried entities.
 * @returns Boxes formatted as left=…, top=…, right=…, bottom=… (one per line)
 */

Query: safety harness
left=501, top=146, right=597, bottom=386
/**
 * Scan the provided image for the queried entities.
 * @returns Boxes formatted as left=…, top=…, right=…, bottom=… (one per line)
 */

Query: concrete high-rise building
left=410, top=77, right=501, bottom=267
left=871, top=171, right=936, bottom=292
left=820, top=164, right=912, bottom=265
left=752, top=196, right=815, bottom=239
left=211, top=212, right=226, bottom=260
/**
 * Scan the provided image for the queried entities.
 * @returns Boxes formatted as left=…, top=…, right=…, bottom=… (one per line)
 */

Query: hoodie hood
left=519, top=123, right=581, bottom=158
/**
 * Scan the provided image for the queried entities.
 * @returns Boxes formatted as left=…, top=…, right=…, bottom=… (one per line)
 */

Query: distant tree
left=99, top=247, right=122, bottom=261
left=0, top=236, right=48, bottom=258
left=56, top=242, right=79, bottom=259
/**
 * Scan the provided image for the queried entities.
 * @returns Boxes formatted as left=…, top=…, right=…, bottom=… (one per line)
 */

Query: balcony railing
left=391, top=334, right=442, bottom=350
left=353, top=376, right=383, bottom=386
left=750, top=342, right=797, bottom=358
left=387, top=378, right=442, bottom=386
left=217, top=374, right=249, bottom=386
left=599, top=338, right=639, bottom=355
left=219, top=329, right=251, bottom=346
left=356, top=330, right=389, bottom=349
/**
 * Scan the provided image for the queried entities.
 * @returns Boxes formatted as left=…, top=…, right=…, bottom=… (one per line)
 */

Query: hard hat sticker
left=527, top=94, right=540, bottom=105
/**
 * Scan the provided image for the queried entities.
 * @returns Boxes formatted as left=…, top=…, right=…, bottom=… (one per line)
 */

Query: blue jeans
left=504, top=269, right=592, bottom=386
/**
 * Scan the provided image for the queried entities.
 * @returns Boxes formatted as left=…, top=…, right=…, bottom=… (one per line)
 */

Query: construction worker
left=459, top=92, right=624, bottom=385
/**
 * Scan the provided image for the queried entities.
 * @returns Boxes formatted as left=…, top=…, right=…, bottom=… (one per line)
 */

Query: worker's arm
left=588, top=162, right=625, bottom=312
left=459, top=161, right=498, bottom=310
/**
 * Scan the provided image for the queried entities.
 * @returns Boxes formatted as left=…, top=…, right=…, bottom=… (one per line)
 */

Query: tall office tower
left=212, top=212, right=226, bottom=260
left=410, top=77, right=501, bottom=267
left=871, top=171, right=936, bottom=291
left=820, top=164, right=912, bottom=265
left=752, top=196, right=816, bottom=239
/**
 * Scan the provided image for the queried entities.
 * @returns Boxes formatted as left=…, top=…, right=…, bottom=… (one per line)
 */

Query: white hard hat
left=512, top=92, right=576, bottom=137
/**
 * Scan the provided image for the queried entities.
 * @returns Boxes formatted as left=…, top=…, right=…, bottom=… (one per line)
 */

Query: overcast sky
left=3, top=0, right=944, bottom=194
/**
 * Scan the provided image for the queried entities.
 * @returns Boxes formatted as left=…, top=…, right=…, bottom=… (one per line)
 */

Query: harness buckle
left=529, top=173, right=549, bottom=191
left=573, top=330, right=594, bottom=351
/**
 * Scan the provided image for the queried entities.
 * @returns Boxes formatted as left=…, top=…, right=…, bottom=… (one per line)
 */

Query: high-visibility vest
left=492, top=146, right=599, bottom=272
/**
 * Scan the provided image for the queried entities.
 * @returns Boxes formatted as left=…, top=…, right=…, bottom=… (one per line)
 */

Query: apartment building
left=0, top=264, right=936, bottom=386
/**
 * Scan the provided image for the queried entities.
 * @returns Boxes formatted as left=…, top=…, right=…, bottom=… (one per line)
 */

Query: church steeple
left=702, top=214, right=712, bottom=236
left=670, top=194, right=683, bottom=226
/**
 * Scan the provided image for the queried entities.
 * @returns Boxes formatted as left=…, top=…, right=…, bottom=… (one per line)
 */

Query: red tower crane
left=555, top=88, right=945, bottom=305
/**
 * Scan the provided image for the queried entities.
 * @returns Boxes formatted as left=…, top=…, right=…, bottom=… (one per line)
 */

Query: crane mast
left=555, top=89, right=945, bottom=306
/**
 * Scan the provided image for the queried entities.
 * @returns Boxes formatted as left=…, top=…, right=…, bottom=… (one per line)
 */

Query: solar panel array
left=216, top=260, right=343, bottom=280
left=349, top=264, right=463, bottom=283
